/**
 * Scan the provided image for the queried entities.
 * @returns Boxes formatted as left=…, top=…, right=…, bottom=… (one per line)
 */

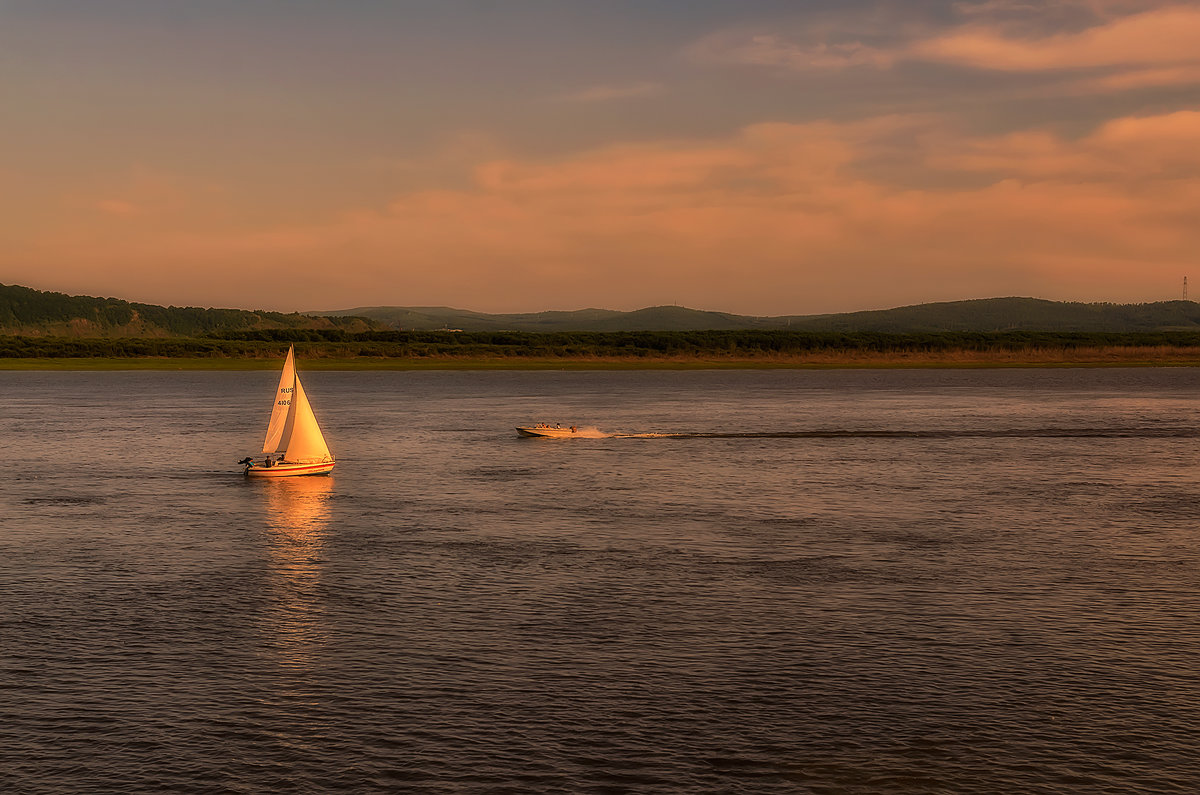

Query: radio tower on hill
left=1185, top=276, right=1189, bottom=301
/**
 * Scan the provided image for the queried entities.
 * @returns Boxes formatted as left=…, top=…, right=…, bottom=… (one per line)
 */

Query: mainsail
left=262, top=346, right=333, bottom=463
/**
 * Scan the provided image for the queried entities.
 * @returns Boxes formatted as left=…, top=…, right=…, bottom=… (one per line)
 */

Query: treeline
left=6, top=330, right=1200, bottom=359
left=0, top=283, right=377, bottom=335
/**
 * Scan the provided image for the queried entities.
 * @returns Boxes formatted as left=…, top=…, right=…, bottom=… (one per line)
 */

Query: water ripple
left=4, top=368, right=1200, bottom=792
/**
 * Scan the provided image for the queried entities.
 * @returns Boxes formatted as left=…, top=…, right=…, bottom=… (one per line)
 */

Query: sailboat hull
left=246, top=461, right=335, bottom=478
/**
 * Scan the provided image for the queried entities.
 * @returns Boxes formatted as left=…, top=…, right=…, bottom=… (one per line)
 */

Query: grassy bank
left=4, top=346, right=1200, bottom=370
left=7, top=330, right=1200, bottom=369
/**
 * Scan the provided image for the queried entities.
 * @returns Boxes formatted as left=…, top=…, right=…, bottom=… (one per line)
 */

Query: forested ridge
left=0, top=283, right=377, bottom=336
left=7, top=282, right=1200, bottom=361
left=9, top=282, right=1200, bottom=338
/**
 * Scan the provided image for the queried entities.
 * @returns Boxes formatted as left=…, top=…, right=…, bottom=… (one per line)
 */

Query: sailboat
left=242, top=346, right=336, bottom=477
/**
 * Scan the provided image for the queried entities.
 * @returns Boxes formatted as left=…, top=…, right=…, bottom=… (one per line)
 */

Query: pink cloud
left=558, top=82, right=664, bottom=102
left=1063, top=64, right=1200, bottom=92
left=686, top=32, right=893, bottom=72
left=95, top=200, right=140, bottom=216
left=930, top=110, right=1200, bottom=180
left=912, top=6, right=1200, bottom=72
left=690, top=4, right=1200, bottom=94
left=8, top=110, right=1200, bottom=314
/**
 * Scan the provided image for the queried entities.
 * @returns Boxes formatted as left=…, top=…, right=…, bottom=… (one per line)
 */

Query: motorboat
left=516, top=424, right=579, bottom=438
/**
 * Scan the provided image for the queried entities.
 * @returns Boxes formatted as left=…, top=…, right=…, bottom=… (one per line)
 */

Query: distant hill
left=1, top=283, right=379, bottom=337
left=315, top=304, right=763, bottom=332
left=8, top=283, right=1200, bottom=337
left=782, top=298, right=1200, bottom=332
left=317, top=298, right=1200, bottom=333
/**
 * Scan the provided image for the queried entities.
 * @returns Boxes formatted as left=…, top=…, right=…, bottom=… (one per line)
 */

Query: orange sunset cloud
left=693, top=2, right=1200, bottom=94
left=10, top=107, right=1197, bottom=314
left=913, top=6, right=1200, bottom=73
left=3, top=1, right=1195, bottom=314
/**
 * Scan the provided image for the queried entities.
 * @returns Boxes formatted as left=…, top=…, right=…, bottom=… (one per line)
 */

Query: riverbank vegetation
left=3, top=330, right=1200, bottom=368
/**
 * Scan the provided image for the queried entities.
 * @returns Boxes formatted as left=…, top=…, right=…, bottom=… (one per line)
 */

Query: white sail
left=283, top=375, right=333, bottom=463
left=262, top=346, right=297, bottom=454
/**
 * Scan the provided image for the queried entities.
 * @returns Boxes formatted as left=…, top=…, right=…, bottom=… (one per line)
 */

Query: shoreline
left=4, top=350, right=1200, bottom=371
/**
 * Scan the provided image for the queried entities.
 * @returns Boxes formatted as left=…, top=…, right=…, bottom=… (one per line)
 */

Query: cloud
left=74, top=169, right=203, bottom=220
left=929, top=110, right=1200, bottom=180
left=688, top=3, right=1200, bottom=92
left=558, top=82, right=664, bottom=102
left=11, top=109, right=1198, bottom=313
left=1062, top=64, right=1200, bottom=93
left=687, top=32, right=893, bottom=72
left=953, top=1, right=1044, bottom=15
left=950, top=0, right=1149, bottom=23
left=95, top=200, right=140, bottom=216
left=912, top=5, right=1200, bottom=73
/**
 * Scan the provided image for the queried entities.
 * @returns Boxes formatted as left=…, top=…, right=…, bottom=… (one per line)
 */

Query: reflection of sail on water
left=263, top=477, right=333, bottom=665
left=265, top=475, right=333, bottom=541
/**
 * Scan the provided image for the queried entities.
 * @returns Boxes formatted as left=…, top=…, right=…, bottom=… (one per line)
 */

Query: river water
left=2, top=367, right=1199, bottom=793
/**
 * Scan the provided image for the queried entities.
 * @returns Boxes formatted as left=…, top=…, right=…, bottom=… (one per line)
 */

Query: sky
left=2, top=0, right=1198, bottom=315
